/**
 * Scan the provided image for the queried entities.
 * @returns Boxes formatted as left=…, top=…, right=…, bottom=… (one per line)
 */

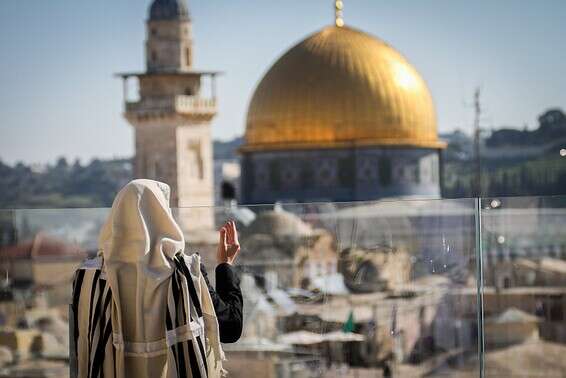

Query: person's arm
left=200, top=262, right=243, bottom=343
left=201, top=220, right=243, bottom=343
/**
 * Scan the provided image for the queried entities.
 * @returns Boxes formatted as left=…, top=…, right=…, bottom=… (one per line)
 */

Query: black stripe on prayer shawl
left=187, top=342, right=202, bottom=378
left=88, top=277, right=107, bottom=377
left=196, top=336, right=208, bottom=374
left=166, top=277, right=180, bottom=377
left=175, top=270, right=190, bottom=378
left=70, top=269, right=85, bottom=378
left=90, top=286, right=112, bottom=378
left=97, top=282, right=105, bottom=378
left=166, top=275, right=174, bottom=330
left=89, top=274, right=108, bottom=378
left=86, top=270, right=101, bottom=378
left=91, top=316, right=112, bottom=378
left=71, top=269, right=85, bottom=360
left=179, top=268, right=202, bottom=378
left=171, top=270, right=184, bottom=377
left=89, top=278, right=106, bottom=344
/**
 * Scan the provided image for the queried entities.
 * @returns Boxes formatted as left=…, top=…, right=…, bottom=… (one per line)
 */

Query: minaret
left=118, top=0, right=219, bottom=236
left=146, top=0, right=193, bottom=72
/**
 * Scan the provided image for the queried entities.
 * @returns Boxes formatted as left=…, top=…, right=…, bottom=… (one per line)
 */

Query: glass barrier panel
left=0, top=208, right=109, bottom=376
left=481, top=196, right=566, bottom=376
left=0, top=198, right=481, bottom=377
left=211, top=199, right=480, bottom=377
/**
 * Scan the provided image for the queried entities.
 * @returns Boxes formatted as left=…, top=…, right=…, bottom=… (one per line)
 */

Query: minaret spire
left=335, top=0, right=344, bottom=27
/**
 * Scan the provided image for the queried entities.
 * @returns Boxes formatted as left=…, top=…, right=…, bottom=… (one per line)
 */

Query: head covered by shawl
left=98, top=179, right=184, bottom=278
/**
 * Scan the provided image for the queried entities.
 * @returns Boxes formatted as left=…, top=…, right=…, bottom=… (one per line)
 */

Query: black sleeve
left=200, top=262, right=243, bottom=343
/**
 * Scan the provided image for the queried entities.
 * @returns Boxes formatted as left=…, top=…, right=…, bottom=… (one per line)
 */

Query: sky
left=1, top=0, right=565, bottom=165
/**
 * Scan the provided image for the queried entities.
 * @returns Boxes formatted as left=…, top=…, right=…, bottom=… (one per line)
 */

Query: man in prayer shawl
left=70, top=179, right=243, bottom=378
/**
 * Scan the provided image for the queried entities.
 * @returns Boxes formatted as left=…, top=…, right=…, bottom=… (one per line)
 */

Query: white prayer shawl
left=70, top=179, right=225, bottom=378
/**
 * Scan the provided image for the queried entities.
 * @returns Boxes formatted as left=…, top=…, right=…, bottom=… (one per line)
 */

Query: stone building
left=240, top=208, right=338, bottom=289
left=484, top=308, right=540, bottom=347
left=338, top=247, right=412, bottom=293
left=0, top=233, right=85, bottom=288
left=118, top=0, right=219, bottom=234
left=240, top=2, right=445, bottom=204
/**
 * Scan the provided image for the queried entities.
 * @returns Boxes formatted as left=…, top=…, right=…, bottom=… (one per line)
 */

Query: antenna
left=474, top=87, right=482, bottom=197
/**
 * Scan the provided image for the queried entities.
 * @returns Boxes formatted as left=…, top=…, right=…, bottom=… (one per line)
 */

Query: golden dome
left=243, top=26, right=446, bottom=152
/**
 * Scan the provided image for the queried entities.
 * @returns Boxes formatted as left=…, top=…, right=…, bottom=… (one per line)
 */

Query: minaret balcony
left=125, top=95, right=217, bottom=117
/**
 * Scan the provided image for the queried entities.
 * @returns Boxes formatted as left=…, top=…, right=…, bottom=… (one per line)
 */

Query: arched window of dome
left=300, top=164, right=314, bottom=189
left=268, top=160, right=281, bottom=189
left=378, top=157, right=392, bottom=187
left=338, top=157, right=355, bottom=187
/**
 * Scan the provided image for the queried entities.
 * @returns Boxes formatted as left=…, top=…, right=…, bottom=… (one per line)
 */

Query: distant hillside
left=0, top=158, right=132, bottom=208
left=443, top=152, right=566, bottom=198
left=486, top=109, right=566, bottom=148
left=442, top=108, right=566, bottom=198
left=213, top=137, right=243, bottom=160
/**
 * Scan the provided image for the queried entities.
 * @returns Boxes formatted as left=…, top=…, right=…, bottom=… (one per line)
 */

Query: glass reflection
left=2, top=197, right=563, bottom=376
left=481, top=197, right=566, bottom=376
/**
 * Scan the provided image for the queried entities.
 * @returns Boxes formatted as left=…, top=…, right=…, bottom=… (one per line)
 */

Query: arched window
left=378, top=157, right=392, bottom=186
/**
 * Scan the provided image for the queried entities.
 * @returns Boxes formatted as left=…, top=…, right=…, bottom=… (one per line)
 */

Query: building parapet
left=125, top=95, right=217, bottom=118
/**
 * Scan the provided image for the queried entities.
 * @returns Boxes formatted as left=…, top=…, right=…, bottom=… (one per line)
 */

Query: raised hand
left=217, top=220, right=241, bottom=265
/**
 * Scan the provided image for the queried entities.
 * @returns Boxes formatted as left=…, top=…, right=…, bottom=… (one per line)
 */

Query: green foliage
left=485, top=109, right=566, bottom=147
left=443, top=152, right=566, bottom=198
left=0, top=158, right=132, bottom=208
left=444, top=107, right=566, bottom=198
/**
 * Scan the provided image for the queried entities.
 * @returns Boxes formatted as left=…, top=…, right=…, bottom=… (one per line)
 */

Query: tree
left=55, top=157, right=69, bottom=171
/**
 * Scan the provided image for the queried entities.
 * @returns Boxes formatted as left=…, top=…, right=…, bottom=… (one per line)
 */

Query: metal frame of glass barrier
left=475, top=198, right=486, bottom=378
